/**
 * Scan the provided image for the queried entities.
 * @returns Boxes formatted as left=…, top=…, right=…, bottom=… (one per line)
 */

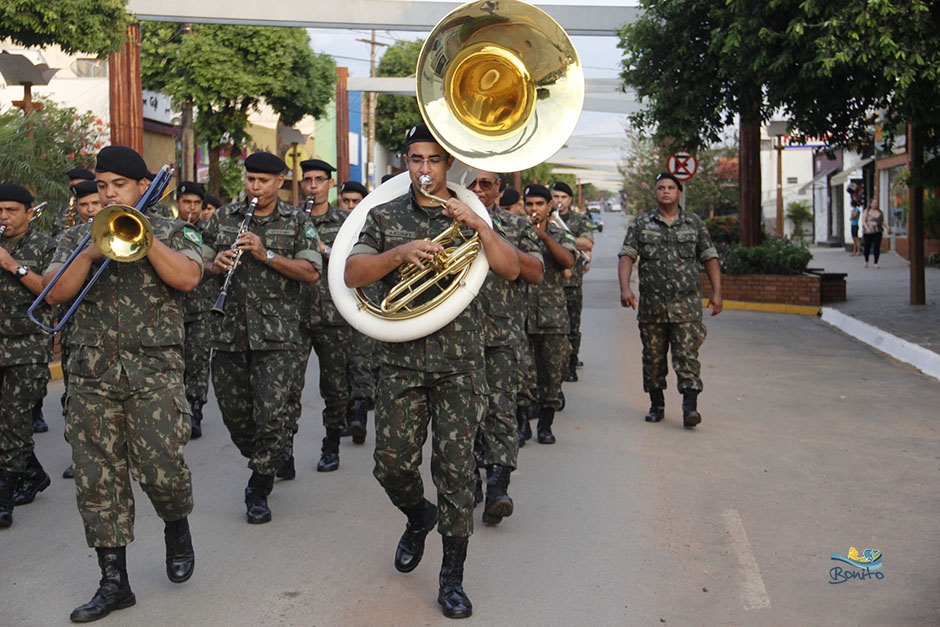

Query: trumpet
left=211, top=196, right=258, bottom=316
left=27, top=166, right=174, bottom=334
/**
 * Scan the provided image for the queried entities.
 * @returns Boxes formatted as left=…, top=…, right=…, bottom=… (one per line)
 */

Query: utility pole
left=180, top=23, right=195, bottom=181
left=357, top=31, right=388, bottom=190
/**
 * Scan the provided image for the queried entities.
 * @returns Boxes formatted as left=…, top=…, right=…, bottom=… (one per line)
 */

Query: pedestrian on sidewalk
left=849, top=203, right=861, bottom=256
left=861, top=199, right=889, bottom=268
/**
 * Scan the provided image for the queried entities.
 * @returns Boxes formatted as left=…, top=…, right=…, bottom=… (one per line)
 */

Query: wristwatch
left=14, top=265, right=28, bottom=278
left=264, top=249, right=276, bottom=265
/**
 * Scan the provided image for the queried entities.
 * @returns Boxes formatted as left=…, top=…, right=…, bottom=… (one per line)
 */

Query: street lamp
left=767, top=120, right=788, bottom=237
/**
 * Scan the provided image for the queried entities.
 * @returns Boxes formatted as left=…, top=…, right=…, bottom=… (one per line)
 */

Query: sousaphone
left=330, top=0, right=584, bottom=342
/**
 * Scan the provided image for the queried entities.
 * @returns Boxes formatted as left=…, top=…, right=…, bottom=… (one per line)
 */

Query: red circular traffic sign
left=667, top=151, right=698, bottom=182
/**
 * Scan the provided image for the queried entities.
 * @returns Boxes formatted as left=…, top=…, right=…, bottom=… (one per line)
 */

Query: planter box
left=699, top=271, right=847, bottom=306
left=894, top=236, right=940, bottom=261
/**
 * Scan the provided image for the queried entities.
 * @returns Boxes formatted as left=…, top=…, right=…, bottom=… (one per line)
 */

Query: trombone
left=27, top=166, right=174, bottom=334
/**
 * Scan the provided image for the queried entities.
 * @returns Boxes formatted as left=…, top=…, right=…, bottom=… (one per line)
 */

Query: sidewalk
left=809, top=245, right=940, bottom=379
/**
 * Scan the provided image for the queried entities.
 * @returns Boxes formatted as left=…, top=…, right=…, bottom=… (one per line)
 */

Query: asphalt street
left=3, top=213, right=939, bottom=626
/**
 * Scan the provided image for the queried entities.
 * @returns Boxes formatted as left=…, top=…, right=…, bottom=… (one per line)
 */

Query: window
left=70, top=59, right=108, bottom=78
left=787, top=177, right=798, bottom=185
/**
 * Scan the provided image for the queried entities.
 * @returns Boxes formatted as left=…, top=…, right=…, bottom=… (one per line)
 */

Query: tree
left=141, top=23, right=335, bottom=195
left=617, top=0, right=885, bottom=246
left=0, top=98, right=108, bottom=214
left=0, top=0, right=131, bottom=56
left=375, top=40, right=424, bottom=154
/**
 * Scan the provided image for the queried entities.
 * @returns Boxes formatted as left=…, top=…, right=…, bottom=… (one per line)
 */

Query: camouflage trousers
left=212, top=349, right=293, bottom=476
left=520, top=333, right=568, bottom=410
left=479, top=344, right=518, bottom=469
left=347, top=329, right=378, bottom=402
left=373, top=366, right=486, bottom=538
left=288, top=324, right=351, bottom=433
left=0, top=363, right=49, bottom=474
left=184, top=317, right=212, bottom=405
left=515, top=337, right=536, bottom=409
left=65, top=371, right=193, bottom=548
left=564, top=285, right=583, bottom=358
left=638, top=321, right=707, bottom=393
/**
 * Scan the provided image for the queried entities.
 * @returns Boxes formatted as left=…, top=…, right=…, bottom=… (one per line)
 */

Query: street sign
left=284, top=147, right=309, bottom=171
left=667, top=151, right=698, bottom=181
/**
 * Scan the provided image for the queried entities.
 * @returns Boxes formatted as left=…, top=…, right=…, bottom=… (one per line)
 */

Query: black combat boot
left=438, top=537, right=472, bottom=618
left=394, top=498, right=438, bottom=573
left=69, top=547, right=135, bottom=622
left=276, top=433, right=296, bottom=480
left=482, top=465, right=513, bottom=525
left=346, top=398, right=368, bottom=445
left=164, top=517, right=195, bottom=583
left=244, top=471, right=274, bottom=524
left=576, top=355, right=584, bottom=367
left=682, top=390, right=702, bottom=428
left=0, top=470, right=17, bottom=528
left=522, top=405, right=536, bottom=441
left=537, top=407, right=556, bottom=444
left=316, top=428, right=342, bottom=472
left=63, top=465, right=74, bottom=479
left=565, top=354, right=579, bottom=382
left=190, top=401, right=203, bottom=439
left=32, top=401, right=49, bottom=433
left=644, top=389, right=665, bottom=423
left=13, top=452, right=51, bottom=505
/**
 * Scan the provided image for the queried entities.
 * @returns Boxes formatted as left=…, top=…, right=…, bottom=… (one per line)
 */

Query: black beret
left=523, top=184, right=552, bottom=202
left=655, top=172, right=683, bottom=192
left=177, top=181, right=205, bottom=200
left=300, top=159, right=335, bottom=175
left=95, top=146, right=149, bottom=181
left=499, top=188, right=520, bottom=207
left=381, top=173, right=396, bottom=184
left=552, top=181, right=573, bottom=196
left=66, top=167, right=95, bottom=181
left=405, top=122, right=438, bottom=146
left=339, top=180, right=367, bottom=196
left=0, top=183, right=34, bottom=206
left=71, top=180, right=99, bottom=200
left=203, top=195, right=222, bottom=209
left=244, top=152, right=287, bottom=174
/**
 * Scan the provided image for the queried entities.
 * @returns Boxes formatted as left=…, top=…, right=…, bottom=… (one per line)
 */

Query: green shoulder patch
left=305, top=225, right=318, bottom=240
left=183, top=227, right=202, bottom=246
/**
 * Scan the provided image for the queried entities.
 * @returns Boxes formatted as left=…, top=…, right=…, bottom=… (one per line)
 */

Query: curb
left=820, top=307, right=940, bottom=382
left=701, top=299, right=820, bottom=316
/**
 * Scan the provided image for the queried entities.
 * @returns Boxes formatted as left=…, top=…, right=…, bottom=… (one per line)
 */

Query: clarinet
left=211, top=196, right=258, bottom=316
left=301, top=194, right=315, bottom=217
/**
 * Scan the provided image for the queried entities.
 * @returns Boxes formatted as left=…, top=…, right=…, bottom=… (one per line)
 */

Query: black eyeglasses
left=468, top=179, right=496, bottom=191
left=408, top=155, right=445, bottom=166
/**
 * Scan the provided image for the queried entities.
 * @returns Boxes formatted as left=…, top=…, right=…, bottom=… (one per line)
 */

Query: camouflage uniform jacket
left=46, top=218, right=204, bottom=384
left=298, top=203, right=348, bottom=327
left=201, top=198, right=322, bottom=352
left=525, top=223, right=577, bottom=335
left=618, top=209, right=718, bottom=323
left=0, top=228, right=56, bottom=366
left=183, top=217, right=217, bottom=322
left=352, top=189, right=484, bottom=374
left=478, top=206, right=543, bottom=348
left=559, top=209, right=594, bottom=288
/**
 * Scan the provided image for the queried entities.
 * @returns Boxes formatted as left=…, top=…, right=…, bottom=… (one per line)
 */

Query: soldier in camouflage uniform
left=0, top=184, right=56, bottom=528
left=468, top=170, right=543, bottom=526
left=202, top=152, right=321, bottom=524
left=283, top=159, right=353, bottom=475
left=49, top=167, right=96, bottom=236
left=43, top=146, right=203, bottom=622
left=618, top=172, right=723, bottom=428
left=552, top=182, right=594, bottom=381
left=520, top=184, right=577, bottom=444
left=345, top=123, right=520, bottom=619
left=177, top=182, right=215, bottom=439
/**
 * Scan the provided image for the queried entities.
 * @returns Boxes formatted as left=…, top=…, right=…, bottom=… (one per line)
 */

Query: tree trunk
left=908, top=123, right=925, bottom=305
left=738, top=113, right=762, bottom=247
left=180, top=99, right=194, bottom=181
left=208, top=143, right=221, bottom=197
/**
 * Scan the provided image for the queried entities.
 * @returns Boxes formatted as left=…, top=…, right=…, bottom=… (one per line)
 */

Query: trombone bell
left=90, top=204, right=154, bottom=262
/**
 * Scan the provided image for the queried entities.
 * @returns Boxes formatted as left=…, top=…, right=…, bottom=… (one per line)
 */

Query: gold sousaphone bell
left=90, top=204, right=154, bottom=262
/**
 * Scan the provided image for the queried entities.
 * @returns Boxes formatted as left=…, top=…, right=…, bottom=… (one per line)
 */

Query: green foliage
left=375, top=40, right=424, bottom=154
left=520, top=163, right=553, bottom=186
left=924, top=192, right=940, bottom=240
left=218, top=156, right=245, bottom=203
left=0, top=0, right=131, bottom=55
left=620, top=136, right=738, bottom=216
left=717, top=238, right=812, bottom=276
left=927, top=252, right=940, bottom=267
left=785, top=199, right=813, bottom=245
left=263, top=31, right=336, bottom=127
left=0, top=98, right=107, bottom=211
left=705, top=217, right=740, bottom=246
